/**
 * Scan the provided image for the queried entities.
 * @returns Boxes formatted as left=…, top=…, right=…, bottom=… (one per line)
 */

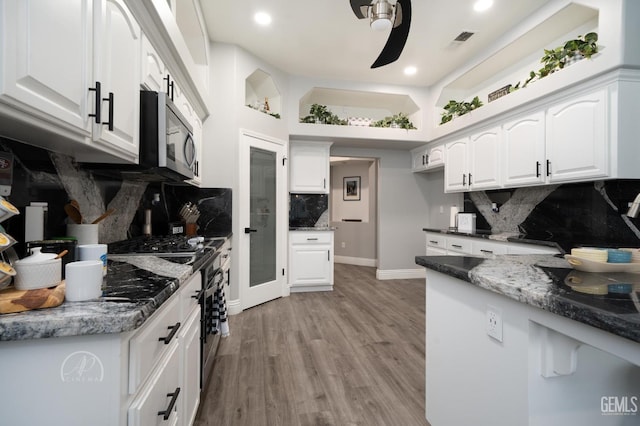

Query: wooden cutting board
left=0, top=281, right=65, bottom=314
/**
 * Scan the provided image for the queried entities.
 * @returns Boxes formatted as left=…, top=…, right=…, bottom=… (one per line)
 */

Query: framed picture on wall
left=343, top=176, right=361, bottom=201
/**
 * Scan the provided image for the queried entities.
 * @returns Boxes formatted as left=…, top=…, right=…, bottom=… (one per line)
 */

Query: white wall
left=330, top=160, right=377, bottom=263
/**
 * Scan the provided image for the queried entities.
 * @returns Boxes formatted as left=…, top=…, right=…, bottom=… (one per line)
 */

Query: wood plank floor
left=194, top=264, right=430, bottom=426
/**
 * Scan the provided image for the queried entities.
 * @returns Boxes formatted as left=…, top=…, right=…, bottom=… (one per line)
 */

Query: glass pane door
left=249, top=147, right=277, bottom=287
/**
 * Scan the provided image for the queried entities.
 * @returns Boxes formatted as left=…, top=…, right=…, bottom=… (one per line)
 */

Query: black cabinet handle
left=546, top=159, right=551, bottom=176
left=480, top=249, right=494, bottom=254
left=323, top=178, right=326, bottom=189
left=102, top=92, right=114, bottom=131
left=88, top=82, right=101, bottom=124
left=429, top=240, right=439, bottom=245
left=164, top=74, right=174, bottom=101
left=462, top=174, right=466, bottom=186
left=307, top=238, right=318, bottom=241
left=468, top=173, right=473, bottom=186
left=328, top=250, right=330, bottom=261
left=452, top=244, right=462, bottom=249
left=244, top=228, right=257, bottom=233
left=536, top=161, right=541, bottom=178
left=157, top=387, right=181, bottom=420
left=158, top=322, right=180, bottom=345
left=191, top=289, right=203, bottom=300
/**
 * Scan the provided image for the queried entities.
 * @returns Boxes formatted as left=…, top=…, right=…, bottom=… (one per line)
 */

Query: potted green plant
left=300, top=104, right=346, bottom=125
left=440, top=96, right=483, bottom=125
left=372, top=112, right=417, bottom=129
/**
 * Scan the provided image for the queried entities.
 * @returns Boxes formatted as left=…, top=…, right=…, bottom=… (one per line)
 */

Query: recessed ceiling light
left=473, top=0, right=493, bottom=12
left=254, top=11, right=272, bottom=26
left=404, top=66, right=417, bottom=76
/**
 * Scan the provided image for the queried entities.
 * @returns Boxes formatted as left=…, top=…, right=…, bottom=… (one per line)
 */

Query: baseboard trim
left=290, top=285, right=333, bottom=293
left=227, top=298, right=242, bottom=315
left=376, top=268, right=426, bottom=280
left=334, top=255, right=377, bottom=267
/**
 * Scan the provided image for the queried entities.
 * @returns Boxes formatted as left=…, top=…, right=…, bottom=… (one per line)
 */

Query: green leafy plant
left=372, top=112, right=417, bottom=129
left=300, top=103, right=346, bottom=125
left=246, top=103, right=281, bottom=119
left=440, top=96, right=483, bottom=125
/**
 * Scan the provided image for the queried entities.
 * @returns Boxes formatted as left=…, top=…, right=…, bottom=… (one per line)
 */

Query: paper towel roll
left=449, top=206, right=459, bottom=229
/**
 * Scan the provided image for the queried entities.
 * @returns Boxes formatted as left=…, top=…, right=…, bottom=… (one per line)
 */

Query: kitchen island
left=0, top=240, right=224, bottom=426
left=416, top=254, right=640, bottom=426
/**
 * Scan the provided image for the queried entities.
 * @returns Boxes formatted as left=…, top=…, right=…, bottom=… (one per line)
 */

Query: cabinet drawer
left=129, top=296, right=180, bottom=394
left=128, top=341, right=181, bottom=426
left=472, top=240, right=508, bottom=256
left=290, top=232, right=332, bottom=244
left=426, top=234, right=446, bottom=248
left=446, top=237, right=472, bottom=254
left=180, top=271, right=201, bottom=319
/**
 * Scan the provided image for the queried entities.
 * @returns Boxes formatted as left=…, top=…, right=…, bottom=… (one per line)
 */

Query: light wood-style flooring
left=194, top=264, right=429, bottom=426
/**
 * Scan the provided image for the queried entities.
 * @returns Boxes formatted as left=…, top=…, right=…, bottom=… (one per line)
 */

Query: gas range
left=108, top=235, right=222, bottom=258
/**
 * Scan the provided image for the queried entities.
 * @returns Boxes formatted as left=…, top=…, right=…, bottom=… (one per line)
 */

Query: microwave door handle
left=184, top=134, right=196, bottom=168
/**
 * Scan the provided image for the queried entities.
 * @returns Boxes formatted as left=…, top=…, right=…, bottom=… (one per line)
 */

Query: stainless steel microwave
left=139, top=90, right=195, bottom=181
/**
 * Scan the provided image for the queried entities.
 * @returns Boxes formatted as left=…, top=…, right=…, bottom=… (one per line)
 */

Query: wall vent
left=454, top=31, right=475, bottom=42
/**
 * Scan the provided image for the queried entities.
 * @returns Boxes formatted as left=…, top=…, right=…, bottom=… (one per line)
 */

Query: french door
left=239, top=130, right=287, bottom=310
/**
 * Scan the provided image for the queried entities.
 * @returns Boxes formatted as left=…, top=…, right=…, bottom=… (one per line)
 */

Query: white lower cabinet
left=289, top=231, right=334, bottom=292
left=128, top=342, right=181, bottom=426
left=180, top=309, right=201, bottom=426
left=425, top=231, right=560, bottom=256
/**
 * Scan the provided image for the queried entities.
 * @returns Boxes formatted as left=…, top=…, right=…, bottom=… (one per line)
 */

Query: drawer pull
left=307, top=238, right=319, bottom=241
left=451, top=244, right=462, bottom=249
left=102, top=92, right=114, bottom=131
left=429, top=240, right=439, bottom=245
left=191, top=290, right=202, bottom=300
left=88, top=81, right=101, bottom=124
left=158, top=387, right=181, bottom=420
left=158, top=322, right=181, bottom=345
left=480, top=249, right=494, bottom=254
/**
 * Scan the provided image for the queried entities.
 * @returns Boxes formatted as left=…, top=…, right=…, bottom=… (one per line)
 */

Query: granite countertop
left=415, top=254, right=640, bottom=343
left=0, top=239, right=223, bottom=342
left=423, top=227, right=564, bottom=251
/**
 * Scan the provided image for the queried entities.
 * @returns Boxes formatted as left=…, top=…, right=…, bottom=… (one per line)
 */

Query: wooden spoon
left=91, top=208, right=115, bottom=224
left=64, top=200, right=82, bottom=224
left=54, top=250, right=69, bottom=259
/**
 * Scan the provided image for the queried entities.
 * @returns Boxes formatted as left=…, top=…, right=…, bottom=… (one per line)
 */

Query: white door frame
left=237, top=129, right=289, bottom=311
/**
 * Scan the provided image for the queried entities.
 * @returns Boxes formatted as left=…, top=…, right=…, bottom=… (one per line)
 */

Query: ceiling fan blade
left=350, top=0, right=371, bottom=19
left=371, top=0, right=412, bottom=68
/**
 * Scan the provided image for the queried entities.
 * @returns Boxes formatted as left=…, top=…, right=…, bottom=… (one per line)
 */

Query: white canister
left=67, top=224, right=99, bottom=245
left=65, top=260, right=103, bottom=301
left=77, top=244, right=108, bottom=276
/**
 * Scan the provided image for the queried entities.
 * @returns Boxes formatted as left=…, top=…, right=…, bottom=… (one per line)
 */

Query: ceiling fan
left=349, top=0, right=412, bottom=68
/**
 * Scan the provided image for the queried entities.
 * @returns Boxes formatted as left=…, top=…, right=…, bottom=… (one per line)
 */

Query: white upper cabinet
left=412, top=144, right=444, bottom=173
left=468, top=127, right=501, bottom=190
left=545, top=88, right=608, bottom=183
left=289, top=141, right=332, bottom=193
left=141, top=35, right=165, bottom=92
left=503, top=111, right=546, bottom=187
left=91, top=0, right=141, bottom=160
left=0, top=0, right=93, bottom=134
left=445, top=127, right=500, bottom=192
left=0, top=0, right=141, bottom=163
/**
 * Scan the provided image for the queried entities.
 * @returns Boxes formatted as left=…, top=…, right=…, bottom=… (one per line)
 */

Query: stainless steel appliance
left=139, top=90, right=196, bottom=181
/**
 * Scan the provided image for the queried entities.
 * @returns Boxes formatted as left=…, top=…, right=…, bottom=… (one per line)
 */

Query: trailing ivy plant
left=440, top=96, right=483, bottom=125
left=442, top=32, right=599, bottom=124
left=372, top=112, right=416, bottom=129
left=300, top=103, right=346, bottom=125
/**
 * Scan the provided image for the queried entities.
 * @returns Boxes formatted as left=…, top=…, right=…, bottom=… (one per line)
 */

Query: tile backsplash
left=289, top=193, right=328, bottom=228
left=465, top=180, right=640, bottom=251
left=0, top=138, right=231, bottom=255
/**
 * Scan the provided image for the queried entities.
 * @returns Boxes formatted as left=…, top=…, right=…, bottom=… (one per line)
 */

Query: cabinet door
left=92, top=0, right=141, bottom=161
left=1, top=0, right=92, bottom=133
left=290, top=245, right=333, bottom=285
left=427, top=145, right=444, bottom=168
left=503, top=112, right=546, bottom=187
left=444, top=138, right=468, bottom=192
left=469, top=126, right=501, bottom=190
left=289, top=143, right=330, bottom=193
left=141, top=35, right=165, bottom=92
left=180, top=309, right=201, bottom=426
left=546, top=89, right=608, bottom=183
left=411, top=148, right=429, bottom=171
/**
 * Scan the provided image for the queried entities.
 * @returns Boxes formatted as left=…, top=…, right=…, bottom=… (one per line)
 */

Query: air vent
left=454, top=31, right=475, bottom=42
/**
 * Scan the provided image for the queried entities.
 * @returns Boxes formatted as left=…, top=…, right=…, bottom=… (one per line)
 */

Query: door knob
left=244, top=228, right=258, bottom=233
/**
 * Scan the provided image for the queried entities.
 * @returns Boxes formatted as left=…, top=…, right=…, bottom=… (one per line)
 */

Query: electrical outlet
left=341, top=242, right=346, bottom=248
left=486, top=305, right=503, bottom=342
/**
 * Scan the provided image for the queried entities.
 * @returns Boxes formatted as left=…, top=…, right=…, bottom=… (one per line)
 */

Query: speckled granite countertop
left=0, top=242, right=222, bottom=342
left=423, top=228, right=564, bottom=252
left=415, top=254, right=640, bottom=343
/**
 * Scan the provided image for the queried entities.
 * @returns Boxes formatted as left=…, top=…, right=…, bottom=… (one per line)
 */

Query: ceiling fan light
left=370, top=0, right=393, bottom=31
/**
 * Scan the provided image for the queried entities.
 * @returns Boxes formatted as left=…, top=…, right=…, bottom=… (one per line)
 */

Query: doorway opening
left=329, top=156, right=378, bottom=267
